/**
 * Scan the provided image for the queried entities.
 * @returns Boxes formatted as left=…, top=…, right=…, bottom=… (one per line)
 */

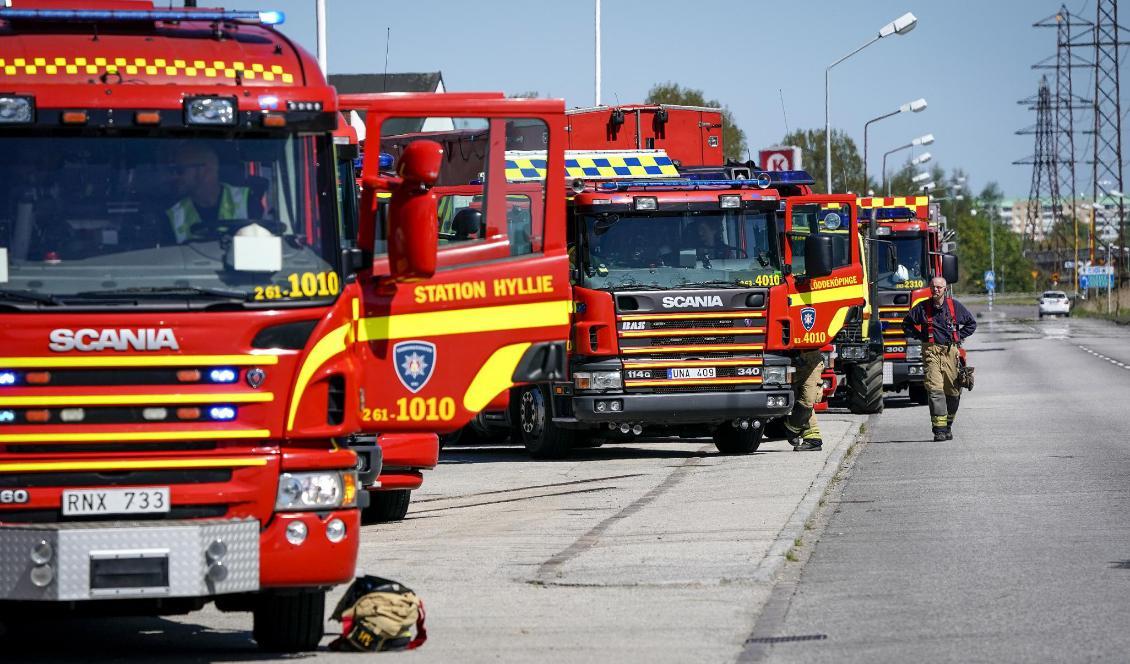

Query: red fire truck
left=0, top=3, right=571, bottom=650
left=501, top=151, right=865, bottom=458
left=829, top=196, right=958, bottom=407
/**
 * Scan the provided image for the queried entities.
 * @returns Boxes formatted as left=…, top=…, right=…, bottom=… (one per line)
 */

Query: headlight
left=763, top=366, right=788, bottom=385
left=573, top=370, right=622, bottom=391
left=905, top=344, right=922, bottom=361
left=185, top=96, right=237, bottom=126
left=0, top=95, right=34, bottom=125
left=275, top=471, right=358, bottom=511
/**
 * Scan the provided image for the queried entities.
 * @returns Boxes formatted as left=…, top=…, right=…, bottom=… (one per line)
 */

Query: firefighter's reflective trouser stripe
left=167, top=184, right=250, bottom=242
left=785, top=350, right=824, bottom=440
left=924, top=343, right=961, bottom=427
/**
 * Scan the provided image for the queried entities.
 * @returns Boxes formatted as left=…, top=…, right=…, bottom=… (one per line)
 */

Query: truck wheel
left=252, top=589, right=325, bottom=652
left=713, top=424, right=764, bottom=455
left=908, top=383, right=929, bottom=405
left=516, top=385, right=572, bottom=459
left=363, top=489, right=411, bottom=523
left=847, top=356, right=884, bottom=414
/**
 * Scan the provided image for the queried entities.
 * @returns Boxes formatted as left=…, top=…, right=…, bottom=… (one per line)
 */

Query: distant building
left=328, top=72, right=453, bottom=133
left=1002, top=197, right=1122, bottom=242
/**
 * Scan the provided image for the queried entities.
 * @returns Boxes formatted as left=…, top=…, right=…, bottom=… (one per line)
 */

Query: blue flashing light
left=258, top=10, right=286, bottom=25
left=0, top=9, right=285, bottom=26
left=872, top=207, right=919, bottom=220
left=596, top=178, right=772, bottom=192
left=0, top=371, right=16, bottom=386
left=208, top=406, right=237, bottom=421
left=378, top=152, right=395, bottom=170
left=770, top=170, right=816, bottom=185
left=208, top=368, right=238, bottom=384
left=0, top=410, right=14, bottom=423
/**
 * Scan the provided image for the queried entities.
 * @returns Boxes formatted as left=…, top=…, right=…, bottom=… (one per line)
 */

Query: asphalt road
left=753, top=304, right=1130, bottom=663
left=5, top=414, right=866, bottom=662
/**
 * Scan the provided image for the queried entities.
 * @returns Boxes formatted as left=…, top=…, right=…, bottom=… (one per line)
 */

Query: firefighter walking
left=902, top=277, right=977, bottom=441
left=784, top=350, right=825, bottom=451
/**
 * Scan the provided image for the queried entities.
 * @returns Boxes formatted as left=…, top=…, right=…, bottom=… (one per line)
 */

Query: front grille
left=4, top=441, right=217, bottom=454
left=651, top=385, right=748, bottom=394
left=646, top=318, right=758, bottom=330
left=649, top=335, right=739, bottom=345
left=0, top=469, right=231, bottom=488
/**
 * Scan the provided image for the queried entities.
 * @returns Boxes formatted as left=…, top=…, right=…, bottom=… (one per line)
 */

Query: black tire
left=438, top=427, right=463, bottom=449
left=516, top=385, right=573, bottom=459
left=252, top=589, right=325, bottom=652
left=908, top=383, right=929, bottom=405
left=847, top=356, right=884, bottom=414
left=712, top=424, right=764, bottom=455
left=363, top=489, right=411, bottom=523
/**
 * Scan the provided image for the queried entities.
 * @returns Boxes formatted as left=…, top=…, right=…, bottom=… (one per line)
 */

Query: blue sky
left=230, top=0, right=1110, bottom=200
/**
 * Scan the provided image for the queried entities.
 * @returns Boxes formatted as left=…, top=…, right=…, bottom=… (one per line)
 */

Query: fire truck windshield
left=578, top=209, right=781, bottom=290
left=876, top=234, right=927, bottom=287
left=0, top=133, right=341, bottom=307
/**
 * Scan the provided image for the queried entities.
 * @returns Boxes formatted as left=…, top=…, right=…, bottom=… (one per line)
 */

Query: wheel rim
left=519, top=388, right=545, bottom=439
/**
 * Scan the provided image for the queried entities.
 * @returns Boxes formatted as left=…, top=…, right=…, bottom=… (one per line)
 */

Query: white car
left=1038, top=290, right=1071, bottom=318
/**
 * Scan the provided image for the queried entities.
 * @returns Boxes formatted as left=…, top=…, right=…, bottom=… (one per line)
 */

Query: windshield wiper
left=0, top=288, right=63, bottom=306
left=680, top=280, right=744, bottom=289
left=73, top=286, right=250, bottom=300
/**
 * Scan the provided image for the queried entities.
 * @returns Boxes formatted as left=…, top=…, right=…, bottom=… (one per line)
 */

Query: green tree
left=646, top=82, right=747, bottom=162
left=950, top=181, right=1035, bottom=293
left=780, top=128, right=872, bottom=194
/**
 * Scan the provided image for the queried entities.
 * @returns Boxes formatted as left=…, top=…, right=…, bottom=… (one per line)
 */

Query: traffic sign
left=1079, top=265, right=1114, bottom=277
left=983, top=270, right=996, bottom=291
left=1080, top=274, right=1089, bottom=290
left=759, top=146, right=802, bottom=172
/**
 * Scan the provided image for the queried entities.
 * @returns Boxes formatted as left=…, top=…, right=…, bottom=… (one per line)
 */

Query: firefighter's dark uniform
left=783, top=350, right=824, bottom=451
left=902, top=295, right=977, bottom=440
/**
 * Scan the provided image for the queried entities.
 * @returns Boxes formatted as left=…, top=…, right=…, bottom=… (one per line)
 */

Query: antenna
left=779, top=88, right=790, bottom=136
left=382, top=27, right=390, bottom=91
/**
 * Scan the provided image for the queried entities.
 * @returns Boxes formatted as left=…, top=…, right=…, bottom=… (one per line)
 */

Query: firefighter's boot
left=945, top=396, right=960, bottom=439
left=932, top=427, right=949, bottom=442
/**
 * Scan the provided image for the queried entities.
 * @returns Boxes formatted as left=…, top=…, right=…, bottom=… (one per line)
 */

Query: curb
left=749, top=415, right=871, bottom=583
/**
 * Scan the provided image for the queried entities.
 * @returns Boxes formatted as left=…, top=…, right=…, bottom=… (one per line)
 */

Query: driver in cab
left=166, top=143, right=260, bottom=242
left=694, top=219, right=736, bottom=261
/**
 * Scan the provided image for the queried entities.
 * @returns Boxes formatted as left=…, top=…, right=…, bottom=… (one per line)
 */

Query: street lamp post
left=863, top=98, right=926, bottom=191
left=825, top=12, right=918, bottom=192
left=882, top=133, right=934, bottom=195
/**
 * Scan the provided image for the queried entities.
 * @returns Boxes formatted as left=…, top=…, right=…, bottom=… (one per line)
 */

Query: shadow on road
left=2, top=615, right=315, bottom=663
left=440, top=440, right=738, bottom=464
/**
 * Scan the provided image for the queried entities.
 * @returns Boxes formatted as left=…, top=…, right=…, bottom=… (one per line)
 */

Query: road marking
left=1075, top=344, right=1130, bottom=369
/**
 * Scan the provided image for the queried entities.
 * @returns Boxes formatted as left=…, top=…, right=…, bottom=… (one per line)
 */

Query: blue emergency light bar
left=682, top=169, right=816, bottom=187
left=596, top=179, right=755, bottom=191
left=0, top=9, right=285, bottom=25
left=870, top=207, right=919, bottom=220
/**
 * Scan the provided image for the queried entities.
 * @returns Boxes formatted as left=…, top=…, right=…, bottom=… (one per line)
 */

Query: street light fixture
left=862, top=97, right=927, bottom=191
left=825, top=12, right=919, bottom=192
left=912, top=172, right=932, bottom=183
left=911, top=152, right=932, bottom=166
left=883, top=133, right=935, bottom=195
left=919, top=181, right=937, bottom=192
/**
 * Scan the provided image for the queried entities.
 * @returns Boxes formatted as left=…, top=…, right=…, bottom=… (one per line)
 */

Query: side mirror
left=804, top=234, right=835, bottom=278
left=941, top=253, right=959, bottom=285
left=378, top=140, right=443, bottom=281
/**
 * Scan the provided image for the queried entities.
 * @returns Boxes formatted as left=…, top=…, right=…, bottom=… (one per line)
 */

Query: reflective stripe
left=0, top=392, right=273, bottom=407
left=0, top=354, right=279, bottom=368
left=788, top=284, right=868, bottom=306
left=0, top=429, right=269, bottom=443
left=357, top=300, right=571, bottom=342
left=0, top=457, right=269, bottom=473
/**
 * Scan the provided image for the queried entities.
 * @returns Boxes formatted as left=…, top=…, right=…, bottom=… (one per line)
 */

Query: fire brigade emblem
left=393, top=341, right=437, bottom=393
left=801, top=307, right=817, bottom=332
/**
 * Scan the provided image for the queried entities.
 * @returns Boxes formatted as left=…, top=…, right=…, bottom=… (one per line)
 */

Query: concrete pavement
left=8, top=413, right=867, bottom=662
